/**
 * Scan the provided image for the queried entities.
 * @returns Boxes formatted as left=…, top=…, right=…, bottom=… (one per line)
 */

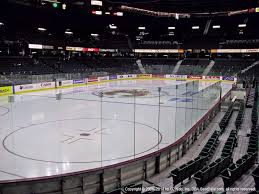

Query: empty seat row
left=250, top=123, right=259, bottom=191
left=252, top=165, right=259, bottom=191
left=252, top=108, right=258, bottom=125
left=170, top=156, right=209, bottom=186
left=198, top=131, right=220, bottom=159
left=246, top=87, right=256, bottom=108
left=235, top=101, right=245, bottom=130
left=219, top=103, right=234, bottom=134
left=170, top=131, right=221, bottom=186
left=220, top=153, right=256, bottom=188
left=221, top=130, right=238, bottom=158
left=247, top=124, right=259, bottom=154
left=193, top=156, right=232, bottom=188
left=251, top=88, right=258, bottom=124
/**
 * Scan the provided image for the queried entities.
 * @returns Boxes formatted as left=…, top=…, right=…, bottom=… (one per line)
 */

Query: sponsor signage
left=166, top=75, right=187, bottom=79
left=0, top=86, right=12, bottom=96
left=98, top=76, right=109, bottom=81
left=73, top=80, right=84, bottom=84
left=87, top=77, right=98, bottom=83
left=15, top=82, right=55, bottom=93
left=117, top=75, right=124, bottom=79
left=216, top=49, right=241, bottom=53
left=187, top=75, right=202, bottom=79
left=152, top=74, right=165, bottom=78
left=137, top=74, right=152, bottom=78
left=212, top=48, right=259, bottom=53
left=205, top=76, right=221, bottom=80
left=116, top=75, right=133, bottom=79
left=222, top=76, right=235, bottom=81
left=15, top=84, right=34, bottom=92
left=28, top=44, right=43, bottom=49
left=42, top=45, right=54, bottom=50
left=99, top=49, right=117, bottom=52
left=29, top=44, right=54, bottom=50
left=61, top=80, right=73, bottom=86
left=20, top=84, right=34, bottom=90
left=40, top=82, right=52, bottom=88
left=109, top=75, right=117, bottom=80
left=176, top=75, right=186, bottom=79
left=134, top=49, right=180, bottom=53
left=243, top=49, right=259, bottom=53
left=83, top=48, right=99, bottom=52
left=66, top=46, right=84, bottom=51
left=91, top=0, right=102, bottom=6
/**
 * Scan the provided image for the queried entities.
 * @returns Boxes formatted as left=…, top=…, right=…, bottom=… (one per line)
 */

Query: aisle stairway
left=136, top=59, right=146, bottom=74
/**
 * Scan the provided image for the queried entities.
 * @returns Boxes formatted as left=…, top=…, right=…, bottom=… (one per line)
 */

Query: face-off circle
left=3, top=118, right=162, bottom=163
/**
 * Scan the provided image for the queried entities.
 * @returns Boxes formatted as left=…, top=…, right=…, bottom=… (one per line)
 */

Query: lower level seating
left=252, top=167, right=259, bottom=191
left=219, top=103, right=234, bottom=133
left=235, top=101, right=245, bottom=129
left=170, top=156, right=208, bottom=186
left=193, top=156, right=232, bottom=188
left=221, top=130, right=237, bottom=158
left=220, top=153, right=256, bottom=188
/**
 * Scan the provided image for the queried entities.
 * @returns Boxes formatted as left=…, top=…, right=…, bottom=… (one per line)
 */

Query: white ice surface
left=0, top=80, right=232, bottom=181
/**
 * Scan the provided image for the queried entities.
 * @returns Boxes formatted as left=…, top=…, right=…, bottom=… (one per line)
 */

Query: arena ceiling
left=4, top=0, right=259, bottom=13
left=104, top=0, right=258, bottom=12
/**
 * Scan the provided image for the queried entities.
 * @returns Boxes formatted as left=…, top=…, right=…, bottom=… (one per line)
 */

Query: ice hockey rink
left=0, top=79, right=232, bottom=181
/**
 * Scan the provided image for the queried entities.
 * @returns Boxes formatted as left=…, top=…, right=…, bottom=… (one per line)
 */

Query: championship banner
left=137, top=74, right=152, bottom=78
left=87, top=77, right=98, bottom=83
left=0, top=86, right=12, bottom=96
left=152, top=74, right=165, bottom=78
left=187, top=75, right=202, bottom=80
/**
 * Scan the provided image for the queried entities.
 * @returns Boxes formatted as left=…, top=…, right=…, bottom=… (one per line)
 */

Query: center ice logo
left=103, top=89, right=150, bottom=97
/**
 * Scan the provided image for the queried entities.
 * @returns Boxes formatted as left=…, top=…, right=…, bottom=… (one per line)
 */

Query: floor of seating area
left=147, top=104, right=257, bottom=194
